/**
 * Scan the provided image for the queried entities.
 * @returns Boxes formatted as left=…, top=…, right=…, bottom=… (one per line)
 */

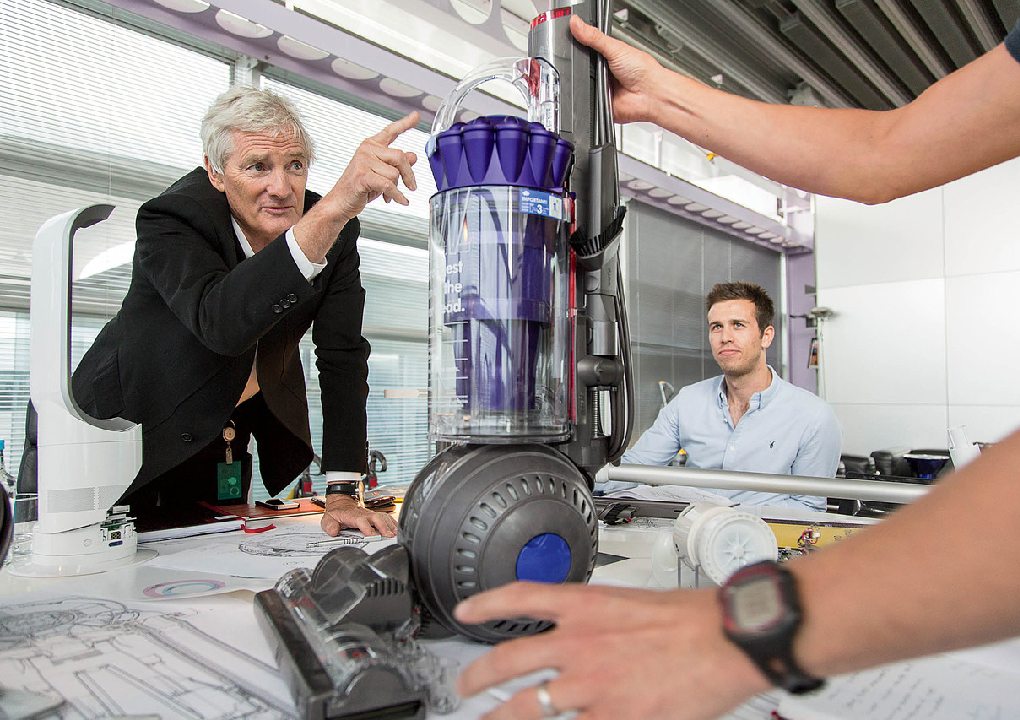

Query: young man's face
left=707, top=299, right=775, bottom=378
left=206, top=129, right=308, bottom=249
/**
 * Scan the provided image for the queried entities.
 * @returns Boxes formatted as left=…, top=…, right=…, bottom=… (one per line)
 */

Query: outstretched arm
left=294, top=112, right=419, bottom=262
left=455, top=427, right=1020, bottom=719
left=571, top=15, right=1020, bottom=204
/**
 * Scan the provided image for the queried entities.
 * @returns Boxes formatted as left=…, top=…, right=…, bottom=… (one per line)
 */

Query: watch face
left=730, top=578, right=783, bottom=632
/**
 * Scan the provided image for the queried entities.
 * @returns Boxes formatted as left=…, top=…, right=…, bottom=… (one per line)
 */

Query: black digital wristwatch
left=718, top=560, right=825, bottom=695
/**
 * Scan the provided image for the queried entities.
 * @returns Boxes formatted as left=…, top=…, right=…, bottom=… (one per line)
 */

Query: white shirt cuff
left=286, top=228, right=326, bottom=281
left=325, top=471, right=362, bottom=483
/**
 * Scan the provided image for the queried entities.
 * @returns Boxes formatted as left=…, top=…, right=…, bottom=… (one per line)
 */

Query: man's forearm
left=649, top=72, right=910, bottom=204
left=293, top=201, right=354, bottom=265
left=790, top=429, right=1020, bottom=678
left=649, top=45, right=1020, bottom=205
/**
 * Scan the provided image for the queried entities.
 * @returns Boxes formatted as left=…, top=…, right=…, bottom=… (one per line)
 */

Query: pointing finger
left=372, top=111, right=420, bottom=147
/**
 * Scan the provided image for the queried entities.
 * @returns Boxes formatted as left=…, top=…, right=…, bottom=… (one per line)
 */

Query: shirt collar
left=230, top=216, right=255, bottom=259
left=757, top=366, right=781, bottom=408
left=714, top=375, right=728, bottom=409
left=716, top=365, right=780, bottom=410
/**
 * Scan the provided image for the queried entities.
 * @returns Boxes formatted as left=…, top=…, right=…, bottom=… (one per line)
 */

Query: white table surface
left=0, top=514, right=671, bottom=719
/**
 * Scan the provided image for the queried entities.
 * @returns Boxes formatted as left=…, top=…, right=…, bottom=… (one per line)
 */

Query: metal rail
left=603, top=465, right=929, bottom=504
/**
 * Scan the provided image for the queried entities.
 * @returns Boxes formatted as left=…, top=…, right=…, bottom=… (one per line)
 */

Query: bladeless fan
left=11, top=205, right=155, bottom=577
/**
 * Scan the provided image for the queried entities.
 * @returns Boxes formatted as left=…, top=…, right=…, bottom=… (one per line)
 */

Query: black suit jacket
left=72, top=167, right=370, bottom=498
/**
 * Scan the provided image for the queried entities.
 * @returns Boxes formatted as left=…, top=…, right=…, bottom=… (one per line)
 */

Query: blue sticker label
left=519, top=190, right=563, bottom=220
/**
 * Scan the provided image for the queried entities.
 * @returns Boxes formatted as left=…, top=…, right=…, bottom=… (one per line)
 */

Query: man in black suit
left=71, top=86, right=419, bottom=537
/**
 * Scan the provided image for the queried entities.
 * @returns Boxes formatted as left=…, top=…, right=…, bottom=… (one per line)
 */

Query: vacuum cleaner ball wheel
left=399, top=443, right=597, bottom=643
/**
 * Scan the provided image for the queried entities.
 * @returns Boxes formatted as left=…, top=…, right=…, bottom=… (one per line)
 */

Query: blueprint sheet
left=0, top=518, right=381, bottom=718
left=0, top=591, right=297, bottom=719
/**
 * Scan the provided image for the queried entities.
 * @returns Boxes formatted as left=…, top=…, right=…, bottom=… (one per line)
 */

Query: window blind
left=0, top=0, right=230, bottom=477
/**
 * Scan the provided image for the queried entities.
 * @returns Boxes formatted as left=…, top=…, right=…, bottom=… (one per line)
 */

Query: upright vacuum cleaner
left=255, top=2, right=631, bottom=715
left=403, top=0, right=631, bottom=643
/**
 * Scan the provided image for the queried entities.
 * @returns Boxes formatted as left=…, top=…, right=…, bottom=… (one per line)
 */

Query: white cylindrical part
left=30, top=205, right=142, bottom=533
left=650, top=529, right=679, bottom=587
left=36, top=430, right=141, bottom=535
left=673, top=502, right=778, bottom=586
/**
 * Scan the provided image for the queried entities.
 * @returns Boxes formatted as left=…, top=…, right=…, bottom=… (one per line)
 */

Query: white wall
left=814, top=156, right=1020, bottom=456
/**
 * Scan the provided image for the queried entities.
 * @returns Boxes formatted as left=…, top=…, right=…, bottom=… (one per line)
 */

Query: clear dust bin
left=428, top=184, right=570, bottom=442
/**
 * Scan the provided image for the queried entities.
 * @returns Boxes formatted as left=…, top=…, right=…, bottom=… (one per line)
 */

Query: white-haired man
left=72, top=86, right=417, bottom=537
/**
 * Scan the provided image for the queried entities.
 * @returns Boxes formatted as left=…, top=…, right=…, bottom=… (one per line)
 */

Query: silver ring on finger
left=536, top=680, right=559, bottom=718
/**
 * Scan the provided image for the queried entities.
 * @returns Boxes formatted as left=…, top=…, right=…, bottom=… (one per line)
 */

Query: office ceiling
left=52, top=0, right=1019, bottom=252
left=610, top=0, right=1018, bottom=109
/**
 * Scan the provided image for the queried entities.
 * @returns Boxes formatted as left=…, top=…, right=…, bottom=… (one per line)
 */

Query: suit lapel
left=178, top=167, right=246, bottom=270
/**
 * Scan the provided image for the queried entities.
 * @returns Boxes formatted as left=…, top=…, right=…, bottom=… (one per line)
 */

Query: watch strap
left=325, top=481, right=359, bottom=499
left=752, top=653, right=824, bottom=695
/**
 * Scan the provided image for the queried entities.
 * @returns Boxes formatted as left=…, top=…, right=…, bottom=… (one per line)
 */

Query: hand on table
left=454, top=581, right=769, bottom=720
left=319, top=494, right=397, bottom=537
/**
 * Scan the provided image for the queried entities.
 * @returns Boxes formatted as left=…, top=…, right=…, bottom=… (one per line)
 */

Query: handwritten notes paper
left=778, top=652, right=1020, bottom=720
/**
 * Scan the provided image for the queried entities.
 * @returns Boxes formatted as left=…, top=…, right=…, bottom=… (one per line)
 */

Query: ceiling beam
left=908, top=0, right=979, bottom=67
left=662, top=0, right=857, bottom=108
left=992, top=0, right=1020, bottom=31
left=626, top=0, right=789, bottom=104
left=872, top=0, right=952, bottom=78
left=955, top=0, right=1004, bottom=51
left=780, top=12, right=890, bottom=109
left=835, top=0, right=934, bottom=96
left=789, top=0, right=911, bottom=106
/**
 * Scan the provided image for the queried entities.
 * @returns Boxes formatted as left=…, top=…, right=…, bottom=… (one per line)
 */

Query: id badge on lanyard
left=216, top=421, right=244, bottom=501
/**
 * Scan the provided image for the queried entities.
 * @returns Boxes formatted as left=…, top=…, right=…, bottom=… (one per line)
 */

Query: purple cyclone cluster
left=429, top=115, right=573, bottom=192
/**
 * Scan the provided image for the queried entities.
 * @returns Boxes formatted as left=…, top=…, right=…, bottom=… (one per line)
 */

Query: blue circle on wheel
left=516, top=533, right=572, bottom=583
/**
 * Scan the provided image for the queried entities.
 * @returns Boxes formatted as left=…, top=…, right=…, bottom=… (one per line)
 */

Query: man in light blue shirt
left=615, top=282, right=841, bottom=510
